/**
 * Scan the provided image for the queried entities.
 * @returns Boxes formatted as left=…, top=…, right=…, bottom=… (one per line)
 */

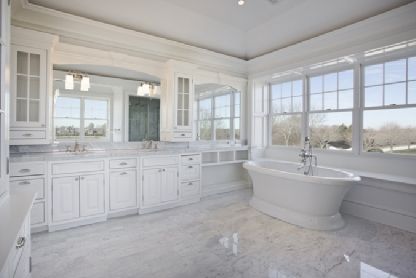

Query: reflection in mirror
left=195, top=84, right=241, bottom=142
left=128, top=96, right=160, bottom=142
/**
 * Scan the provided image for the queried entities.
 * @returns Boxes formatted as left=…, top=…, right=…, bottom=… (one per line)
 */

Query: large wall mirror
left=53, top=65, right=161, bottom=143
left=194, top=83, right=241, bottom=143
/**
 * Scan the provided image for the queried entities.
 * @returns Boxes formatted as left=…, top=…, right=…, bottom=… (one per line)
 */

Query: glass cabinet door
left=176, top=75, right=192, bottom=128
left=14, top=46, right=45, bottom=127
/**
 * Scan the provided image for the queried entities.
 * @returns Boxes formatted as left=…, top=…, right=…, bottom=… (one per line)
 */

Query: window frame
left=53, top=92, right=111, bottom=142
left=360, top=54, right=416, bottom=156
left=307, top=67, right=355, bottom=152
left=269, top=77, right=305, bottom=148
left=195, top=89, right=241, bottom=143
left=266, top=51, right=416, bottom=159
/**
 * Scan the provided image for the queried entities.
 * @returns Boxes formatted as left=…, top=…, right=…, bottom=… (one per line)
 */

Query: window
left=362, top=57, right=416, bottom=155
left=309, top=70, right=354, bottom=150
left=270, top=79, right=303, bottom=146
left=196, top=89, right=240, bottom=142
left=54, top=96, right=109, bottom=141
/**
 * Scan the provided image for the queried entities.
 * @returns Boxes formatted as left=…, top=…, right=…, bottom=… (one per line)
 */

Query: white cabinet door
left=161, top=167, right=178, bottom=203
left=109, top=170, right=137, bottom=211
left=10, top=45, right=47, bottom=128
left=52, top=176, right=80, bottom=222
left=80, top=174, right=105, bottom=217
left=142, top=168, right=161, bottom=207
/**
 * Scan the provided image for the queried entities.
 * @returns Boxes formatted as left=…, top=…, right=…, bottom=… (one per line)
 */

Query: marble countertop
left=0, top=188, right=36, bottom=271
left=10, top=146, right=249, bottom=162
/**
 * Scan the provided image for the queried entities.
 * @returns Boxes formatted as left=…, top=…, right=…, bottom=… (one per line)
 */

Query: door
left=80, top=174, right=105, bottom=217
left=52, top=176, right=80, bottom=222
left=109, top=170, right=137, bottom=211
left=11, top=45, right=46, bottom=128
left=161, top=167, right=178, bottom=203
left=175, top=74, right=192, bottom=130
left=142, top=168, right=161, bottom=207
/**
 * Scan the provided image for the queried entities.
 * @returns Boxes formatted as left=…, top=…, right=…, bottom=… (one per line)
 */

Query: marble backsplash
left=10, top=141, right=242, bottom=155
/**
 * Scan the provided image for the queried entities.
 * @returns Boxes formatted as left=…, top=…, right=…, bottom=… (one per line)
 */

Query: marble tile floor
left=32, top=189, right=416, bottom=278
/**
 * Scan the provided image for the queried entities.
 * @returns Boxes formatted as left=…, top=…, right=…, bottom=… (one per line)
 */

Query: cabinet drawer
left=10, top=130, right=46, bottom=139
left=11, top=178, right=45, bottom=200
left=181, top=154, right=201, bottom=165
left=10, top=162, right=46, bottom=177
left=31, top=202, right=46, bottom=225
left=181, top=181, right=200, bottom=198
left=142, top=156, right=178, bottom=168
left=173, top=131, right=192, bottom=139
left=109, top=158, right=137, bottom=169
left=52, top=160, right=104, bottom=175
left=181, top=164, right=200, bottom=181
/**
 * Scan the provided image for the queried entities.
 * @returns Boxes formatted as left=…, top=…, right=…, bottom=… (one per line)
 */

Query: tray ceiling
left=28, top=0, right=413, bottom=59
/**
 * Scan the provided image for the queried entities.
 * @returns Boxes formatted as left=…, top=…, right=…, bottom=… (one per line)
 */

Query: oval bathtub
left=243, top=159, right=360, bottom=230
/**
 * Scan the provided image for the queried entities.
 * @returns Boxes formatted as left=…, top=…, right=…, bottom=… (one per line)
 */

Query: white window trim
left=53, top=92, right=112, bottom=143
left=266, top=52, right=416, bottom=158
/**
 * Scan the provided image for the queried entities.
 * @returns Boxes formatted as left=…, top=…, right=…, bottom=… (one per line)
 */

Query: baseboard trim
left=341, top=200, right=416, bottom=233
left=48, top=215, right=107, bottom=232
left=139, top=197, right=200, bottom=214
left=31, top=225, right=48, bottom=234
left=107, top=208, right=139, bottom=219
left=202, top=180, right=252, bottom=197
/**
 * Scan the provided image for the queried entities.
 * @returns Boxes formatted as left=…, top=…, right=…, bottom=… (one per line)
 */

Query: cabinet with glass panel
left=161, top=68, right=195, bottom=141
left=9, top=27, right=57, bottom=145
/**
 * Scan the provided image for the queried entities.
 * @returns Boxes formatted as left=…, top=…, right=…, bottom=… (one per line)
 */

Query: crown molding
left=11, top=0, right=248, bottom=78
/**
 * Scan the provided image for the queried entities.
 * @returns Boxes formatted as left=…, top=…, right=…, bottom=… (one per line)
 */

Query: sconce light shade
left=80, top=76, right=90, bottom=91
left=65, top=73, right=74, bottom=90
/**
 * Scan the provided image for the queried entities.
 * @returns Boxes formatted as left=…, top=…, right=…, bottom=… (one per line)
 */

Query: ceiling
left=29, top=0, right=414, bottom=59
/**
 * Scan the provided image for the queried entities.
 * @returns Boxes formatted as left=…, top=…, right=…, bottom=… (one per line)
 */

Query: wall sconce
left=80, top=76, right=90, bottom=92
left=65, top=73, right=74, bottom=90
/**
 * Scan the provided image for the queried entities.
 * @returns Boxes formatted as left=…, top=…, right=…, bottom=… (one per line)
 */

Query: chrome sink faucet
left=298, top=137, right=318, bottom=175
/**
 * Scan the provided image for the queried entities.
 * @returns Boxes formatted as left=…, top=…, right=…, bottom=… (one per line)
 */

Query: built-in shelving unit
left=201, top=148, right=249, bottom=167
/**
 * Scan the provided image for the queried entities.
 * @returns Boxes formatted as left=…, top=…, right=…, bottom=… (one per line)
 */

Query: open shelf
left=202, top=152, right=218, bottom=164
left=219, top=151, right=234, bottom=162
left=201, top=148, right=249, bottom=166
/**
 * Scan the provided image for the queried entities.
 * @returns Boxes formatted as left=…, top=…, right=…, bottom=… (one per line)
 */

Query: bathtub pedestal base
left=250, top=196, right=346, bottom=231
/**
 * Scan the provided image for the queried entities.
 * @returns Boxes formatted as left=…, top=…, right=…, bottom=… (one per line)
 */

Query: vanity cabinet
left=109, top=170, right=137, bottom=211
left=141, top=156, right=179, bottom=207
left=52, top=176, right=80, bottom=222
left=52, top=174, right=105, bottom=222
left=10, top=161, right=48, bottom=231
left=161, top=61, right=196, bottom=142
left=10, top=27, right=57, bottom=145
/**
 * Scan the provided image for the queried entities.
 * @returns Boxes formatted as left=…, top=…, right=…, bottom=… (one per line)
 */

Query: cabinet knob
left=119, top=162, right=128, bottom=166
left=163, top=169, right=166, bottom=172
left=80, top=177, right=85, bottom=180
left=22, top=133, right=32, bottom=137
left=19, top=169, right=30, bottom=173
left=188, top=166, right=193, bottom=169
left=188, top=182, right=193, bottom=186
left=188, top=158, right=193, bottom=161
left=181, top=134, right=185, bottom=136
left=120, top=172, right=128, bottom=175
left=75, top=177, right=79, bottom=181
left=16, top=237, right=26, bottom=249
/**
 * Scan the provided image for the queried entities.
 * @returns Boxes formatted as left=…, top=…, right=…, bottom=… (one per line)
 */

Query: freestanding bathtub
left=243, top=159, right=360, bottom=230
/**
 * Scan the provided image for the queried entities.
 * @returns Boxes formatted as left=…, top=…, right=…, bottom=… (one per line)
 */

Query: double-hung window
left=54, top=95, right=109, bottom=141
left=270, top=79, right=303, bottom=146
left=362, top=56, right=416, bottom=154
left=196, top=89, right=241, bottom=142
left=308, top=69, right=354, bottom=150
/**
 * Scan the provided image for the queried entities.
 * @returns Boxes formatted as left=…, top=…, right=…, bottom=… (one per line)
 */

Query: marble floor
left=32, top=189, right=416, bottom=278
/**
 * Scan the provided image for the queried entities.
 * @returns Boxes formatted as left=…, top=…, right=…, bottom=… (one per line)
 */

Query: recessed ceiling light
left=237, top=0, right=245, bottom=6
